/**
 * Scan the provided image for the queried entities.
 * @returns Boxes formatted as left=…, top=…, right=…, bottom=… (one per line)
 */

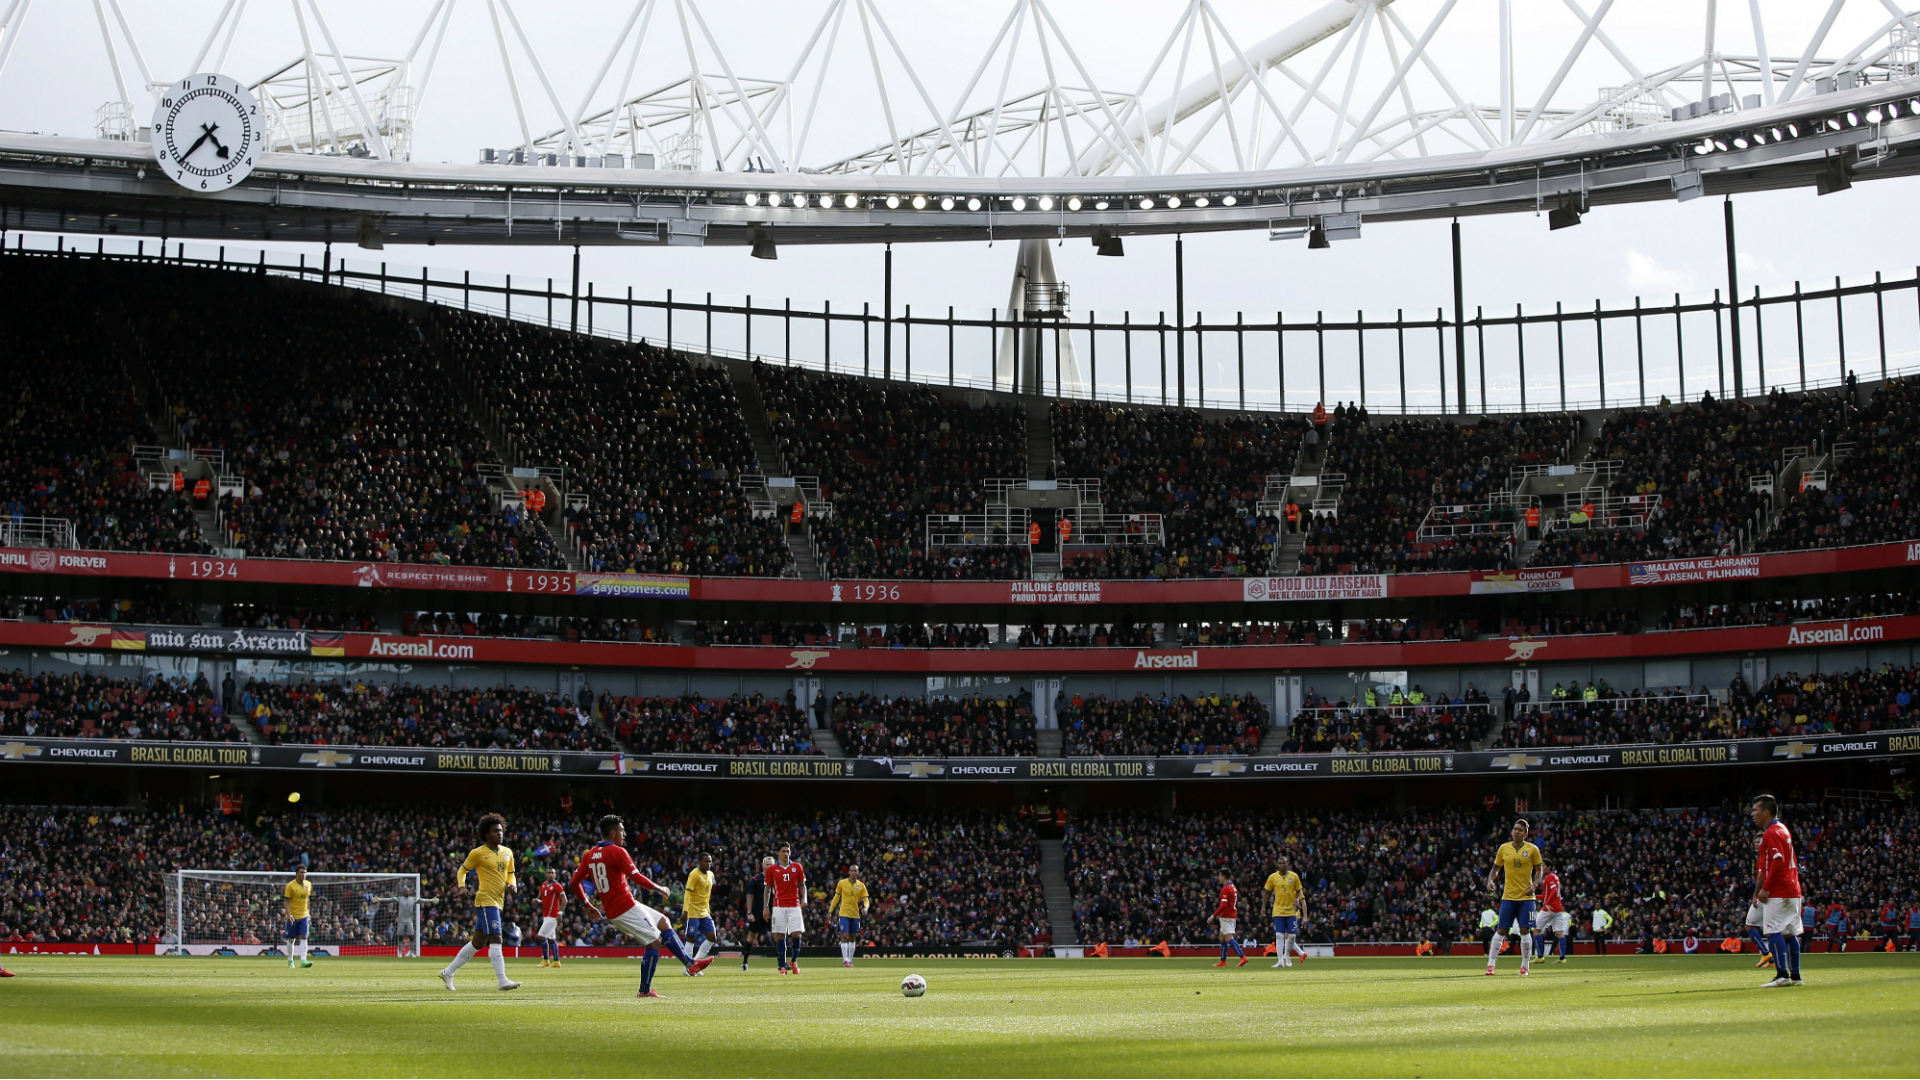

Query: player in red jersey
left=569, top=815, right=714, bottom=998
left=536, top=873, right=568, bottom=968
left=1533, top=864, right=1570, bottom=963
left=1752, top=795, right=1804, bottom=987
left=1209, top=870, right=1249, bottom=967
left=763, top=843, right=806, bottom=975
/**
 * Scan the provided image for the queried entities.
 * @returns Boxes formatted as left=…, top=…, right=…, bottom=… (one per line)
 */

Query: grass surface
left=0, top=953, right=1916, bottom=1077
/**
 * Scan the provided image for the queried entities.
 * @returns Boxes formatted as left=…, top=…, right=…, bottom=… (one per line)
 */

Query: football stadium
left=2, top=2, right=1920, bottom=1076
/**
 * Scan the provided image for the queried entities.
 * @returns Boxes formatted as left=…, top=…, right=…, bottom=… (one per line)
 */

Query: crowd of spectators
left=441, top=313, right=788, bottom=578
left=235, top=678, right=612, bottom=751
left=1065, top=800, right=1919, bottom=949
left=1059, top=692, right=1267, bottom=756
left=1281, top=685, right=1495, bottom=752
left=760, top=365, right=1028, bottom=580
left=827, top=691, right=1038, bottom=757
left=223, top=605, right=380, bottom=632
left=1652, top=592, right=1917, bottom=631
left=1346, top=616, right=1477, bottom=643
left=0, top=802, right=1048, bottom=949
left=1299, top=408, right=1575, bottom=575
left=1532, top=388, right=1848, bottom=568
left=0, top=260, right=213, bottom=556
left=0, top=669, right=244, bottom=742
left=1762, top=376, right=1920, bottom=552
left=603, top=692, right=816, bottom=755
left=6, top=593, right=202, bottom=627
left=1066, top=806, right=1485, bottom=946
left=1019, top=623, right=1156, bottom=648
left=118, top=267, right=562, bottom=569
left=1052, top=403, right=1297, bottom=579
left=1494, top=687, right=1723, bottom=748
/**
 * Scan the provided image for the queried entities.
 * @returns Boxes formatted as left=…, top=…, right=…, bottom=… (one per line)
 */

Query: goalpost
left=165, top=871, right=425, bottom=958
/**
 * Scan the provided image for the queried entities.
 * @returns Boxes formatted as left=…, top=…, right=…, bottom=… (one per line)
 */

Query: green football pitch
left=1, top=954, right=1916, bottom=1077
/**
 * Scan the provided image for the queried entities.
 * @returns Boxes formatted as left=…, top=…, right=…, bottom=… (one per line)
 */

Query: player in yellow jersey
left=832, top=866, right=871, bottom=967
left=1263, top=855, right=1309, bottom=969
left=438, top=813, right=521, bottom=992
left=1484, top=818, right=1545, bottom=976
left=682, top=853, right=719, bottom=967
left=283, top=866, right=314, bottom=969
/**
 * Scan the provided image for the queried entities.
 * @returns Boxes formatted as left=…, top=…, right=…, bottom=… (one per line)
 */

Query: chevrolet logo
left=786, top=650, right=833, bottom=670
left=891, top=762, right=946, bottom=778
left=0, top=741, right=43, bottom=761
left=1772, top=741, right=1818, bottom=760
left=1490, top=752, right=1543, bottom=771
left=299, top=750, right=355, bottom=768
left=1192, top=760, right=1248, bottom=777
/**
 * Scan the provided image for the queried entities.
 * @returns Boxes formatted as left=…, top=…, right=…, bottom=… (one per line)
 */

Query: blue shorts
left=284, top=917, right=310, bottom=940
left=683, top=916, right=717, bottom=940
left=1271, top=915, right=1299, bottom=936
left=837, top=916, right=863, bottom=935
left=1496, top=898, right=1536, bottom=932
left=472, top=906, right=503, bottom=937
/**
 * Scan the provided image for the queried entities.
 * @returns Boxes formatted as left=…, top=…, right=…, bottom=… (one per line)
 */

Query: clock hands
left=177, top=123, right=231, bottom=164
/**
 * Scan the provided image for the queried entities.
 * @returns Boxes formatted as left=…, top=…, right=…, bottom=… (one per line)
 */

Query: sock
left=300, top=940, right=309, bottom=962
left=1487, top=934, right=1502, bottom=965
left=640, top=948, right=659, bottom=993
left=1519, top=934, right=1532, bottom=962
left=1767, top=932, right=1788, bottom=974
left=1219, top=941, right=1230, bottom=961
left=1750, top=928, right=1769, bottom=956
left=847, top=937, right=857, bottom=962
left=551, top=939, right=561, bottom=962
left=650, top=925, right=693, bottom=967
left=1786, top=935, right=1801, bottom=979
left=487, top=944, right=508, bottom=986
left=446, top=941, right=476, bottom=973
left=1230, top=938, right=1245, bottom=959
left=693, top=938, right=712, bottom=962
left=1557, top=935, right=1567, bottom=959
left=778, top=937, right=790, bottom=968
left=1283, top=933, right=1295, bottom=960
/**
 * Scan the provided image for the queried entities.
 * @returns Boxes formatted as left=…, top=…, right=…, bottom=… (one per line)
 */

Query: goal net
left=165, top=871, right=423, bottom=957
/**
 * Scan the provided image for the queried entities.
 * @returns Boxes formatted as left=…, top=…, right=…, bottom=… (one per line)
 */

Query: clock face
left=151, top=73, right=260, bottom=191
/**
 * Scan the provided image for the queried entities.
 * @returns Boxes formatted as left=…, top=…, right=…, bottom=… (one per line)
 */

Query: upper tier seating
left=441, top=313, right=789, bottom=577
left=759, top=364, right=1028, bottom=580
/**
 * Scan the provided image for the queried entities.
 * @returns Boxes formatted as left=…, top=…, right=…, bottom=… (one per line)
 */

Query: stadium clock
left=150, top=73, right=260, bottom=191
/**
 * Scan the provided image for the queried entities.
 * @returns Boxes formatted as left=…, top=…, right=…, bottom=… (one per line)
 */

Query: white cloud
left=1623, top=250, right=1697, bottom=296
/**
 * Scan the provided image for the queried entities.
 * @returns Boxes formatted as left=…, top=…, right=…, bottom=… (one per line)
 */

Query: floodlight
left=1139, top=197, right=1154, bottom=209
left=1222, top=195, right=1237, bottom=206
left=967, top=197, right=982, bottom=211
left=885, top=195, right=900, bottom=209
left=1038, top=196, right=1054, bottom=211
left=743, top=192, right=759, bottom=207
left=1066, top=196, right=1082, bottom=211
left=911, top=194, right=927, bottom=209
left=1166, top=195, right=1182, bottom=208
left=940, top=196, right=955, bottom=210
left=1194, top=196, right=1209, bottom=207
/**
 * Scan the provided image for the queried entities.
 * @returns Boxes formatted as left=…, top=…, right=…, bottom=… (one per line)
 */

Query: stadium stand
left=235, top=678, right=613, bottom=751
left=1531, top=389, right=1848, bottom=567
left=0, top=804, right=1047, bottom=949
left=1761, top=376, right=1920, bottom=552
left=758, top=364, right=1028, bottom=580
left=1065, top=801, right=1919, bottom=949
left=116, top=268, right=564, bottom=569
left=439, top=312, right=789, bottom=577
left=0, top=670, right=243, bottom=742
left=1281, top=689, right=1497, bottom=752
left=1299, top=408, right=1577, bottom=574
left=603, top=693, right=817, bottom=755
left=825, top=691, right=1038, bottom=757
left=0, top=262, right=213, bottom=555
left=1051, top=402, right=1296, bottom=579
left=1058, top=692, right=1267, bottom=756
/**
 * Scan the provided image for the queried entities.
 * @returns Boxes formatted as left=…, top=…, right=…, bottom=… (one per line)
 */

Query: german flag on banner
left=308, top=634, right=346, bottom=657
left=109, top=629, right=147, bottom=650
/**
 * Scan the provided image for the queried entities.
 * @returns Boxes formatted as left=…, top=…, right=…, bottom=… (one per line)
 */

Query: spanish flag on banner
left=308, top=634, right=346, bottom=657
left=109, top=629, right=147, bottom=650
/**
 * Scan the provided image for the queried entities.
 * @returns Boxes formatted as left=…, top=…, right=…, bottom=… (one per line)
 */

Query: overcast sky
left=5, top=1, right=1917, bottom=404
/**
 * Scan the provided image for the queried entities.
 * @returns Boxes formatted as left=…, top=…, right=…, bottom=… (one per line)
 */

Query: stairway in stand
left=725, top=358, right=826, bottom=580
left=1025, top=398, right=1055, bottom=480
left=1035, top=729, right=1064, bottom=757
left=811, top=727, right=844, bottom=757
left=1257, top=724, right=1290, bottom=754
left=1038, top=837, right=1080, bottom=951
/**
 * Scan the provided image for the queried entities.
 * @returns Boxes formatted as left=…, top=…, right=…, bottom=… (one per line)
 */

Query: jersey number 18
left=590, top=862, right=611, bottom=893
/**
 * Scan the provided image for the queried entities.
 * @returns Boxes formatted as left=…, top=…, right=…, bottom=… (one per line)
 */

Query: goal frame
left=167, top=870, right=424, bottom=957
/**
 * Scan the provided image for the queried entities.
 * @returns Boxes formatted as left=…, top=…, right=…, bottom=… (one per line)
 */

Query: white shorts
left=538, top=917, right=559, bottom=940
left=1217, top=918, right=1237, bottom=936
left=609, top=902, right=667, bottom=946
left=771, top=906, right=805, bottom=935
left=1762, top=897, right=1803, bottom=936
left=1745, top=904, right=1765, bottom=928
left=1542, top=911, right=1570, bottom=933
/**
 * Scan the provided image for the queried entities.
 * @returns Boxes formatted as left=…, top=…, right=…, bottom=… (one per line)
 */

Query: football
left=900, top=973, right=927, bottom=998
